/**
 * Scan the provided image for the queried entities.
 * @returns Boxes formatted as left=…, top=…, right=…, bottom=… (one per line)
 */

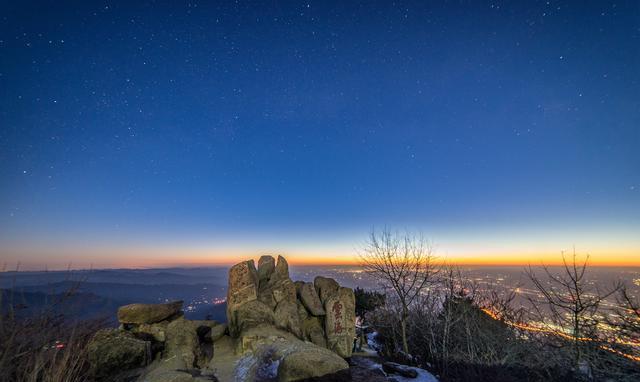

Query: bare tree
left=359, top=228, right=437, bottom=355
left=608, top=285, right=640, bottom=349
left=525, top=250, right=620, bottom=370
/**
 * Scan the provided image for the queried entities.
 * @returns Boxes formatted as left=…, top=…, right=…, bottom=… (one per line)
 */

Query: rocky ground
left=352, top=358, right=438, bottom=382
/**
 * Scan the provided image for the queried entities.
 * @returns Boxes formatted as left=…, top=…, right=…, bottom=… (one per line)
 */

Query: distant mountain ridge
left=0, top=288, right=125, bottom=322
left=0, top=268, right=231, bottom=323
left=0, top=267, right=229, bottom=288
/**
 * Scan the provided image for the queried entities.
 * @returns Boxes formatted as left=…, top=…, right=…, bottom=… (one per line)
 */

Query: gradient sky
left=1, top=1, right=639, bottom=269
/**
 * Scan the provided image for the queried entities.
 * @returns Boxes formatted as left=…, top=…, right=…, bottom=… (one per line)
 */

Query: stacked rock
left=88, top=301, right=226, bottom=382
left=87, top=255, right=355, bottom=381
left=226, top=255, right=356, bottom=359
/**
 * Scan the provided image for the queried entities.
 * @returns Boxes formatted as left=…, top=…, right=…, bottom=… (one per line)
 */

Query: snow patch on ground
left=357, top=355, right=439, bottom=382
left=234, top=352, right=258, bottom=382
left=256, top=357, right=280, bottom=380
left=361, top=331, right=438, bottom=382
left=234, top=346, right=280, bottom=382
left=367, top=331, right=381, bottom=352
left=391, top=367, right=439, bottom=382
left=357, top=356, right=385, bottom=373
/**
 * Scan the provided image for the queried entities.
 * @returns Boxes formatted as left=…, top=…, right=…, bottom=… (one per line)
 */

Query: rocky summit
left=227, top=255, right=356, bottom=359
left=87, top=255, right=356, bottom=382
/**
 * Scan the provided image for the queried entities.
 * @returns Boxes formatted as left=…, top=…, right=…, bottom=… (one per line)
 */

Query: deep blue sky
left=1, top=1, right=639, bottom=267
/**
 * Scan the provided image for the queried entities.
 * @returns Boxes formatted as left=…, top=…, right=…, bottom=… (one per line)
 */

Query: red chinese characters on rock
left=332, top=301, right=344, bottom=334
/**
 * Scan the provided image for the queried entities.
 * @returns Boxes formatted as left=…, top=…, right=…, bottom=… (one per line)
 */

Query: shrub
left=0, top=284, right=106, bottom=381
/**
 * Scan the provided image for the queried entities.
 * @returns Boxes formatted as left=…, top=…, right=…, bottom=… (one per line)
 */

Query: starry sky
left=1, top=1, right=639, bottom=269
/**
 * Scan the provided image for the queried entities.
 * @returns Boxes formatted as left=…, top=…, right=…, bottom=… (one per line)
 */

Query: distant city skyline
left=1, top=1, right=638, bottom=269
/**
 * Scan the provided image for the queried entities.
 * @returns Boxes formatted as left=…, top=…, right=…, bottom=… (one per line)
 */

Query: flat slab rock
left=118, top=301, right=183, bottom=324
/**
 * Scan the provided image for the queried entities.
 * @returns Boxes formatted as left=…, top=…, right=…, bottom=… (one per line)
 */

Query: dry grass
left=0, top=277, right=106, bottom=382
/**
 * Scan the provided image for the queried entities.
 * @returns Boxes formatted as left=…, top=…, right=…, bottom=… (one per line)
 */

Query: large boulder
left=257, top=286, right=278, bottom=310
left=233, top=326, right=349, bottom=381
left=234, top=299, right=275, bottom=334
left=256, top=256, right=295, bottom=310
left=257, top=255, right=276, bottom=286
left=324, top=287, right=356, bottom=358
left=299, top=282, right=325, bottom=316
left=277, top=343, right=349, bottom=382
left=225, top=255, right=356, bottom=365
left=314, top=276, right=340, bottom=303
left=88, top=328, right=151, bottom=380
left=258, top=277, right=297, bottom=310
left=274, top=255, right=290, bottom=280
left=271, top=278, right=297, bottom=304
left=118, top=301, right=183, bottom=325
left=302, top=316, right=327, bottom=348
left=237, top=324, right=294, bottom=354
left=164, top=317, right=199, bottom=368
left=296, top=300, right=309, bottom=321
left=272, top=278, right=296, bottom=303
left=227, top=260, right=259, bottom=336
left=274, top=300, right=303, bottom=339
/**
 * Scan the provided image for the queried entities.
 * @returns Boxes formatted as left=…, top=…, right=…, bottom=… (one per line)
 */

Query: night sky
left=1, top=1, right=639, bottom=268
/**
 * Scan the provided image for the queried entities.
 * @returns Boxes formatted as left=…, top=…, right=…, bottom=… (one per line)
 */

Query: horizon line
left=3, top=259, right=640, bottom=273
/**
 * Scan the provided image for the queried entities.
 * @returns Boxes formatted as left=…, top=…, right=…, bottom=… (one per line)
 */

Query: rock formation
left=87, top=255, right=356, bottom=382
left=88, top=300, right=225, bottom=381
left=299, top=282, right=325, bottom=315
left=227, top=255, right=356, bottom=359
left=226, top=260, right=259, bottom=337
left=324, top=287, right=357, bottom=358
left=88, top=329, right=153, bottom=381
left=117, top=301, right=183, bottom=324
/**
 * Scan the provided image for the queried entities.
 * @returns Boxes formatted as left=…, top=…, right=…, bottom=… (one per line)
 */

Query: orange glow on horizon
left=1, top=245, right=639, bottom=271
left=0, top=243, right=640, bottom=271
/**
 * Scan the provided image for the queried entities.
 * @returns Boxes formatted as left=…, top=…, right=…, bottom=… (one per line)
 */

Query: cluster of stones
left=87, top=255, right=356, bottom=382
left=227, top=255, right=356, bottom=359
left=88, top=300, right=226, bottom=382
